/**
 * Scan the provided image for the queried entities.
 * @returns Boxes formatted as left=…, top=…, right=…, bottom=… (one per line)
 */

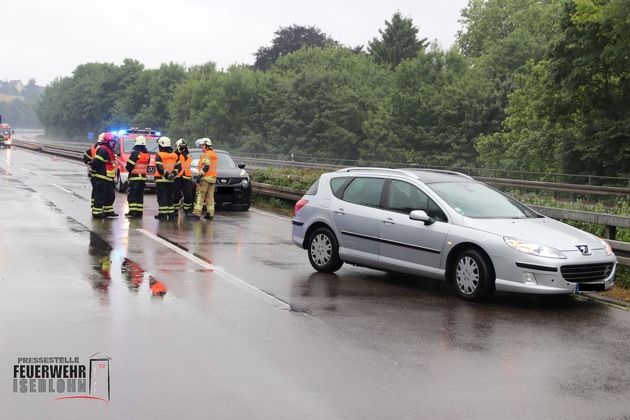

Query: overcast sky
left=5, top=0, right=469, bottom=87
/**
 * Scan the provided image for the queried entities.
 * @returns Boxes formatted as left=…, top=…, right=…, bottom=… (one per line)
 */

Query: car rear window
left=305, top=179, right=320, bottom=195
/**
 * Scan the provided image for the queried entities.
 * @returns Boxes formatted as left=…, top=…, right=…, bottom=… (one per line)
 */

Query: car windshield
left=428, top=181, right=539, bottom=219
left=190, top=151, right=237, bottom=169
left=123, top=137, right=158, bottom=154
left=0, top=129, right=10, bottom=135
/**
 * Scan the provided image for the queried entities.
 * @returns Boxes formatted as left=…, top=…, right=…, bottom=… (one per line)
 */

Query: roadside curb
left=578, top=292, right=630, bottom=310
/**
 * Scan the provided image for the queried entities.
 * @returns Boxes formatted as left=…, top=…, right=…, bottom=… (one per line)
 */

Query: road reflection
left=89, top=233, right=168, bottom=301
left=88, top=233, right=112, bottom=301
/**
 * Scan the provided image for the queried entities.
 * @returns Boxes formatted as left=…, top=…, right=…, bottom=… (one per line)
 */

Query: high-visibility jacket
left=199, top=149, right=218, bottom=183
left=156, top=150, right=180, bottom=183
left=126, top=149, right=150, bottom=181
left=177, top=153, right=192, bottom=179
left=91, top=145, right=116, bottom=181
left=83, top=143, right=99, bottom=165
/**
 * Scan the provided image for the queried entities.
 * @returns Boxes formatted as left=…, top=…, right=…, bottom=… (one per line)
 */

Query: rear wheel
left=453, top=249, right=494, bottom=301
left=307, top=227, right=343, bottom=273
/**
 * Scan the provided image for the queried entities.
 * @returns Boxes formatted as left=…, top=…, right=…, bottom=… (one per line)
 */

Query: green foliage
left=31, top=2, right=630, bottom=179
left=385, top=48, right=485, bottom=167
left=251, top=167, right=322, bottom=191
left=257, top=47, right=392, bottom=159
left=253, top=25, right=336, bottom=71
left=477, top=0, right=630, bottom=178
left=168, top=64, right=260, bottom=148
left=368, top=11, right=428, bottom=68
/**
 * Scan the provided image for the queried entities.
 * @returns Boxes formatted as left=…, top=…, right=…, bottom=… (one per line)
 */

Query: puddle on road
left=89, top=233, right=168, bottom=299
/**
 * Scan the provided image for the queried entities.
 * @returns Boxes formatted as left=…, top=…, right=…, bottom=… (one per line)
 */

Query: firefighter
left=91, top=132, right=118, bottom=218
left=154, top=136, right=180, bottom=220
left=83, top=133, right=105, bottom=211
left=125, top=135, right=150, bottom=218
left=188, top=137, right=217, bottom=220
left=174, top=139, right=194, bottom=215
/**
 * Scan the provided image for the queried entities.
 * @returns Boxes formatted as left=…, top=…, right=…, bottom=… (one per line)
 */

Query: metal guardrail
left=10, top=138, right=630, bottom=265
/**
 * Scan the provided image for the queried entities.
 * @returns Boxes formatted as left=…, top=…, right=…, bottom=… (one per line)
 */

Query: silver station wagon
left=291, top=168, right=617, bottom=301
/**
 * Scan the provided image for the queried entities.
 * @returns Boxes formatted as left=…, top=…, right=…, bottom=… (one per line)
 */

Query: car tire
left=453, top=249, right=494, bottom=301
left=307, top=227, right=343, bottom=273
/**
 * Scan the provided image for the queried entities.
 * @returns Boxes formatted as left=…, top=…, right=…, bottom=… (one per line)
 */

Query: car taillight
left=294, top=199, right=309, bottom=217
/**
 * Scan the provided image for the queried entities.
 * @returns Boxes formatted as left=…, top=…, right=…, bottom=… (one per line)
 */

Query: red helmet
left=103, top=132, right=116, bottom=141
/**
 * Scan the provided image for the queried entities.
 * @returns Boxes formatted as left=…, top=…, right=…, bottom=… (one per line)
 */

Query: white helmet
left=97, top=133, right=105, bottom=143
left=135, top=135, right=147, bottom=146
left=157, top=136, right=171, bottom=147
left=175, top=138, right=187, bottom=148
left=196, top=137, right=212, bottom=147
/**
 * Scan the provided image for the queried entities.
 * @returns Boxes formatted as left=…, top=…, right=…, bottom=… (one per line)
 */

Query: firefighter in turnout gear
left=125, top=135, right=150, bottom=218
left=188, top=137, right=217, bottom=220
left=91, top=132, right=118, bottom=218
left=154, top=136, right=181, bottom=220
left=174, top=139, right=194, bottom=214
left=83, top=133, right=105, bottom=211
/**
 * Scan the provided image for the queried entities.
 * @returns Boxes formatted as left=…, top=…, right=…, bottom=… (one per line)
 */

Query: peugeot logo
left=576, top=245, right=591, bottom=255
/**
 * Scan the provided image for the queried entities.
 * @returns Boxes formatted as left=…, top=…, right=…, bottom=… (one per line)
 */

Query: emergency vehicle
left=0, top=124, right=13, bottom=148
left=114, top=128, right=161, bottom=192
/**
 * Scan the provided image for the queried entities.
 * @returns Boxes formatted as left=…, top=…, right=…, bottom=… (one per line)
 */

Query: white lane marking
left=137, top=228, right=290, bottom=310
left=250, top=208, right=291, bottom=221
left=51, top=183, right=73, bottom=193
left=21, top=167, right=36, bottom=174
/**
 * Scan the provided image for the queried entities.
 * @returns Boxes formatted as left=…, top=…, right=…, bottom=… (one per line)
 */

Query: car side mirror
left=238, top=162, right=246, bottom=169
left=409, top=210, right=435, bottom=225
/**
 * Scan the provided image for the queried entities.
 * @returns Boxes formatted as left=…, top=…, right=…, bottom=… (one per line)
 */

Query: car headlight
left=241, top=179, right=250, bottom=188
left=599, top=238, right=614, bottom=256
left=504, top=237, right=566, bottom=259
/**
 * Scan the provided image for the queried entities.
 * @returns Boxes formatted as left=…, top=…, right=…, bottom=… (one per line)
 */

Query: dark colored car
left=189, top=148, right=251, bottom=211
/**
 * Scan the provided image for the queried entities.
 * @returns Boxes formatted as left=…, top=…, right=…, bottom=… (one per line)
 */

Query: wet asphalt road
left=1, top=147, right=629, bottom=419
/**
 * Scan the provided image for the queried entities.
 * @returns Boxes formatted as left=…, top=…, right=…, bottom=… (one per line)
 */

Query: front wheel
left=307, top=227, right=343, bottom=273
left=453, top=249, right=494, bottom=301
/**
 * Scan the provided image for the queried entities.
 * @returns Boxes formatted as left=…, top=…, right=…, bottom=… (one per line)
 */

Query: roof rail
left=336, top=167, right=418, bottom=179
left=403, top=168, right=473, bottom=180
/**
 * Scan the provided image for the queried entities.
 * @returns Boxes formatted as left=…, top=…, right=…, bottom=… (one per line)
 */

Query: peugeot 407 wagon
left=291, top=168, right=617, bottom=301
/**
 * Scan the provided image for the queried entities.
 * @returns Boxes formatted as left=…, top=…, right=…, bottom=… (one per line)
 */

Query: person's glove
left=195, top=177, right=201, bottom=184
left=167, top=173, right=175, bottom=181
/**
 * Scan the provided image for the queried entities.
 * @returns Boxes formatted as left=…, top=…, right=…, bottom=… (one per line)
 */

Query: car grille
left=560, top=263, right=614, bottom=282
left=216, top=178, right=243, bottom=186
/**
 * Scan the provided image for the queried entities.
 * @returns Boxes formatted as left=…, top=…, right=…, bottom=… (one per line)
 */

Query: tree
left=368, top=11, right=428, bottom=68
left=257, top=47, right=392, bottom=159
left=168, top=63, right=261, bottom=149
left=253, top=25, right=336, bottom=71
left=384, top=48, right=487, bottom=167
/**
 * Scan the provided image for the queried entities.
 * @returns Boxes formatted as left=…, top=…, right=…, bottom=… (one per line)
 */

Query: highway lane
left=1, top=146, right=629, bottom=419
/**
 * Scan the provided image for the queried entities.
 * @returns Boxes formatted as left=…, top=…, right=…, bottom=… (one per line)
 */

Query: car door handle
left=334, top=208, right=346, bottom=215
left=383, top=218, right=395, bottom=225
